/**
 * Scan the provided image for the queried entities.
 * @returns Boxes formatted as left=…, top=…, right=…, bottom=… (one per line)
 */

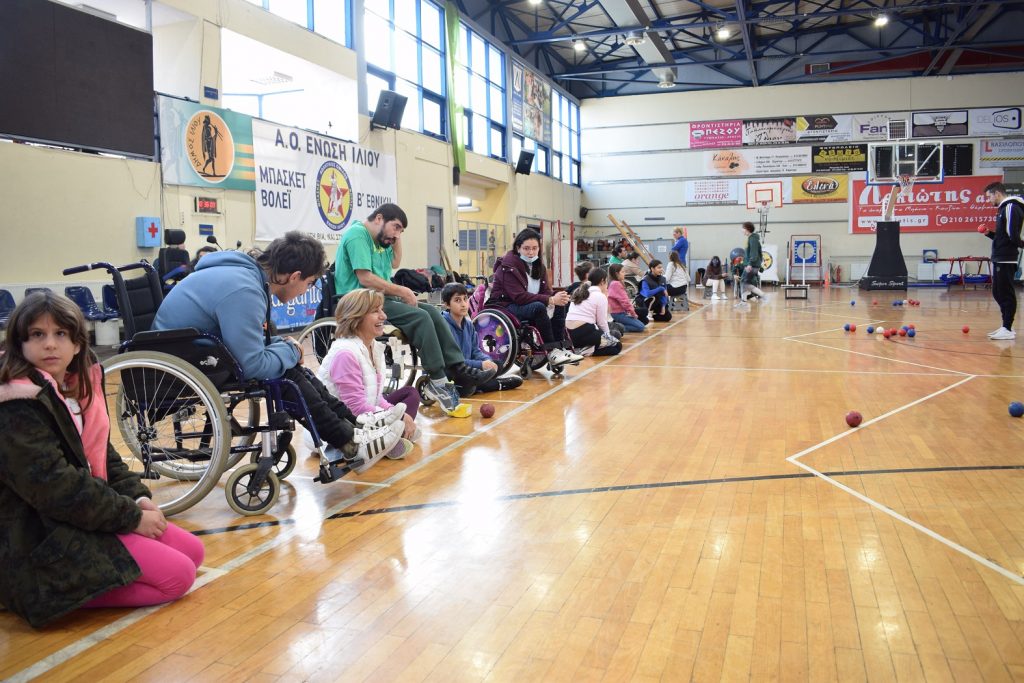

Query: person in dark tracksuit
left=738, top=221, right=767, bottom=306
left=980, top=182, right=1023, bottom=341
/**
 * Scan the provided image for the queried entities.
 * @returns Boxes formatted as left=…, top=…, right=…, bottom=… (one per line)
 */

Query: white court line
left=786, top=337, right=968, bottom=376
left=609, top=364, right=960, bottom=377
left=6, top=309, right=704, bottom=683
left=786, top=375, right=1024, bottom=586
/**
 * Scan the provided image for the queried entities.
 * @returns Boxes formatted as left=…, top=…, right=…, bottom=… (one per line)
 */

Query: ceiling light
left=657, top=72, right=676, bottom=89
left=573, top=39, right=586, bottom=52
left=624, top=31, right=646, bottom=46
left=250, top=70, right=293, bottom=85
left=874, top=14, right=889, bottom=26
left=528, top=0, right=541, bottom=5
left=716, top=26, right=731, bottom=40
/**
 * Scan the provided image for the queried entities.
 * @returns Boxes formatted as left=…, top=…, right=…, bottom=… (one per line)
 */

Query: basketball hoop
left=897, top=173, right=916, bottom=200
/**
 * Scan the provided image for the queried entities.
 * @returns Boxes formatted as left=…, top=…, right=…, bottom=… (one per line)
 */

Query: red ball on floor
left=845, top=411, right=863, bottom=428
left=480, top=403, right=496, bottom=418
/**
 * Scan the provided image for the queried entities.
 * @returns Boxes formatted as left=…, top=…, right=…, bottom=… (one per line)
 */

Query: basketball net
left=897, top=173, right=916, bottom=200
left=880, top=175, right=916, bottom=223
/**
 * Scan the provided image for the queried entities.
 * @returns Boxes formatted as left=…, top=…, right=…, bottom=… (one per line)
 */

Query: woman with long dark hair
left=486, top=228, right=583, bottom=369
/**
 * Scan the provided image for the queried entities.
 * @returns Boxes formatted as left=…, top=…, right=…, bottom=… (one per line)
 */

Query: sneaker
left=384, top=437, right=413, bottom=460
left=355, top=403, right=407, bottom=428
left=352, top=421, right=405, bottom=473
left=988, top=327, right=1006, bottom=338
left=548, top=348, right=584, bottom=367
left=450, top=363, right=498, bottom=387
left=424, top=377, right=461, bottom=413
left=717, top=294, right=728, bottom=300
left=990, top=328, right=1016, bottom=340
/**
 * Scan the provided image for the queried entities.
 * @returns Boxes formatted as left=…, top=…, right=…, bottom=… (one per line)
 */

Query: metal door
left=426, top=206, right=443, bottom=268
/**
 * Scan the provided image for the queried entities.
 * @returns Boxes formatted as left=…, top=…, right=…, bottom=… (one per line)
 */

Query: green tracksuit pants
left=383, top=297, right=464, bottom=380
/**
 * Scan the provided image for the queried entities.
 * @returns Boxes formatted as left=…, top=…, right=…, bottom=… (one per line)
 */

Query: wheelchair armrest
left=131, top=327, right=206, bottom=344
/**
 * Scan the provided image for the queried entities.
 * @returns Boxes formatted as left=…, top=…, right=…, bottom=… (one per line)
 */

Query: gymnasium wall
left=580, top=73, right=1021, bottom=281
left=0, top=0, right=579, bottom=294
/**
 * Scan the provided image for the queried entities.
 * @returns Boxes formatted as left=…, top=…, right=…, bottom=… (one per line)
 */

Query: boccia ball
left=850, top=324, right=857, bottom=332
left=844, top=323, right=851, bottom=331
left=883, top=330, right=891, bottom=338
left=899, top=329, right=907, bottom=337
left=901, top=326, right=909, bottom=331
left=872, top=299, right=878, bottom=305
left=978, top=224, right=989, bottom=233
left=1010, top=402, right=1024, bottom=418
left=907, top=329, right=916, bottom=337
left=908, top=323, right=915, bottom=329
left=851, top=300, right=856, bottom=306
left=480, top=403, right=496, bottom=419
left=845, top=411, right=863, bottom=428
left=963, top=326, right=970, bottom=333
left=866, top=326, right=875, bottom=334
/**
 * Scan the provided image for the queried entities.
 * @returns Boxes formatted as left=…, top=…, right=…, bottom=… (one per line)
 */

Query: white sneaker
left=990, top=328, right=1016, bottom=341
left=548, top=348, right=584, bottom=367
left=988, top=327, right=1005, bottom=338
left=717, top=294, right=728, bottom=300
left=355, top=403, right=406, bottom=428
left=352, top=421, right=404, bottom=473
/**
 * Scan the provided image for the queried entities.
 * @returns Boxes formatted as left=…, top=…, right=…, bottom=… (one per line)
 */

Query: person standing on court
left=671, top=227, right=689, bottom=266
left=980, top=182, right=1024, bottom=341
left=738, top=221, right=768, bottom=304
left=334, top=204, right=496, bottom=414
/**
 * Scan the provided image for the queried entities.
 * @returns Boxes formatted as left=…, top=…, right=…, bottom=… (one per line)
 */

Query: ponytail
left=571, top=281, right=591, bottom=305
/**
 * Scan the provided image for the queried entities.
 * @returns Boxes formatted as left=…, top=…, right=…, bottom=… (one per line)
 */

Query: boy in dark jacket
left=440, top=284, right=523, bottom=396
left=738, top=221, right=768, bottom=306
left=981, top=182, right=1024, bottom=340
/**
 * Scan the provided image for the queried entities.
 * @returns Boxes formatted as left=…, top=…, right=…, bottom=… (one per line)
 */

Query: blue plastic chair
left=24, top=287, right=52, bottom=297
left=65, top=286, right=116, bottom=322
left=0, top=289, right=14, bottom=329
left=101, top=284, right=120, bottom=317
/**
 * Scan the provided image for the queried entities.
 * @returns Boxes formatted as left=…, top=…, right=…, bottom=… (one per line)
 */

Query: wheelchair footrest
left=315, top=459, right=357, bottom=484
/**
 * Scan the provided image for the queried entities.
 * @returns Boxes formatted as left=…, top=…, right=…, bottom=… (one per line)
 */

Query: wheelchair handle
left=62, top=262, right=117, bottom=276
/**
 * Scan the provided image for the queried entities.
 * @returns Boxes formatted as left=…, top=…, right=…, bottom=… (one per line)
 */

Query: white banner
left=684, top=178, right=739, bottom=205
left=761, top=244, right=780, bottom=282
left=971, top=107, right=1023, bottom=136
left=704, top=148, right=811, bottom=176
left=980, top=139, right=1024, bottom=168
left=253, top=120, right=397, bottom=242
left=850, top=111, right=909, bottom=141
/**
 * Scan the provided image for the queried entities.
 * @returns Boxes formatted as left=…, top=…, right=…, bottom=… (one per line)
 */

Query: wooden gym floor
left=3, top=286, right=1024, bottom=682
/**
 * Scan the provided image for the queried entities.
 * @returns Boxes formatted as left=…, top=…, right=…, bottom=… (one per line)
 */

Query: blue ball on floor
left=907, top=329, right=916, bottom=337
left=844, top=323, right=851, bottom=331
left=901, top=325, right=909, bottom=331
left=1010, top=402, right=1024, bottom=418
left=851, top=300, right=856, bottom=306
left=866, top=326, right=875, bottom=334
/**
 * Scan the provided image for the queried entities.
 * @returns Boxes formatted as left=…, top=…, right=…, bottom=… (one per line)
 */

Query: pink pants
left=84, top=523, right=205, bottom=608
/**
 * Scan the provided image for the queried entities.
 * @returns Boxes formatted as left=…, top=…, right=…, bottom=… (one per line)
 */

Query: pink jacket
left=607, top=280, right=637, bottom=316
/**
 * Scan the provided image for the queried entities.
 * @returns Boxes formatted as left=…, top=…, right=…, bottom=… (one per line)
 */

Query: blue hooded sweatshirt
left=153, top=251, right=300, bottom=380
left=442, top=310, right=488, bottom=369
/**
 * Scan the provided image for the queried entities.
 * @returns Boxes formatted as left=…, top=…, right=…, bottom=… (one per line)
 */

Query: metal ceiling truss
left=456, top=0, right=1024, bottom=97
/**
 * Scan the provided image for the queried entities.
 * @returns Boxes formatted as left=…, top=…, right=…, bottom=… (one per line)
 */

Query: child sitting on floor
left=566, top=268, right=622, bottom=356
left=441, top=283, right=524, bottom=396
left=607, top=263, right=646, bottom=333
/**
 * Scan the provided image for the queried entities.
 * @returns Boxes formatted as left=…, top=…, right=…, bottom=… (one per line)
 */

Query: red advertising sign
left=850, top=175, right=1001, bottom=234
left=689, top=120, right=742, bottom=149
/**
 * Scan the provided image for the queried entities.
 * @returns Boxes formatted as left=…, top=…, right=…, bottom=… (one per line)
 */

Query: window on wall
left=453, top=24, right=506, bottom=160
left=552, top=90, right=580, bottom=186
left=364, top=0, right=445, bottom=140
left=247, top=0, right=349, bottom=46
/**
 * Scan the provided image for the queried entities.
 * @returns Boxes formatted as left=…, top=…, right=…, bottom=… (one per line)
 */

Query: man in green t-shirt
left=334, top=203, right=496, bottom=415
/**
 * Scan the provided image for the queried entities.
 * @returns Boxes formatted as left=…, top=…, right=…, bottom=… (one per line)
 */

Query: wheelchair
left=63, top=261, right=350, bottom=517
left=470, top=307, right=578, bottom=379
left=295, top=271, right=434, bottom=407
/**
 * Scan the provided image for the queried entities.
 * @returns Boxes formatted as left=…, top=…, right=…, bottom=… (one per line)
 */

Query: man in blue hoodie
left=154, top=231, right=404, bottom=471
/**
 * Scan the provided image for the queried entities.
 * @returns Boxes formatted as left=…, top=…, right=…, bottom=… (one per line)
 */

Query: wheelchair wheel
left=225, top=463, right=280, bottom=516
left=297, top=318, right=337, bottom=370
left=624, top=278, right=639, bottom=299
left=250, top=443, right=296, bottom=480
left=414, top=374, right=434, bottom=407
left=471, top=309, right=519, bottom=376
left=103, top=351, right=230, bottom=516
left=380, top=328, right=419, bottom=392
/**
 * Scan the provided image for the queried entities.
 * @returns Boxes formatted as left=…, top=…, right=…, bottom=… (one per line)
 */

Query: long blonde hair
left=333, top=289, right=385, bottom=338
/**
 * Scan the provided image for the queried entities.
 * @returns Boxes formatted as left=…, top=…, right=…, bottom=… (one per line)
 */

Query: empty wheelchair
left=296, top=270, right=433, bottom=406
left=63, top=260, right=333, bottom=516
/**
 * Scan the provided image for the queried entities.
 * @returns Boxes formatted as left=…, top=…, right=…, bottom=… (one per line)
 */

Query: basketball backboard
left=867, top=141, right=944, bottom=185
left=745, top=180, right=783, bottom=209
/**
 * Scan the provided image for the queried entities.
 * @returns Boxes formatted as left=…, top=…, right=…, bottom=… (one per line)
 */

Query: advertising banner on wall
left=158, top=95, right=256, bottom=190
left=792, top=174, right=849, bottom=203
left=849, top=174, right=1001, bottom=234
left=972, top=107, right=1023, bottom=136
left=850, top=111, right=910, bottom=141
left=911, top=110, right=968, bottom=138
left=980, top=139, right=1024, bottom=168
left=795, top=115, right=853, bottom=142
left=510, top=60, right=552, bottom=146
left=252, top=119, right=398, bottom=242
left=704, top=148, right=811, bottom=176
left=684, top=178, right=739, bottom=205
left=742, top=118, right=797, bottom=145
left=689, top=120, right=743, bottom=149
left=811, top=144, right=868, bottom=172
